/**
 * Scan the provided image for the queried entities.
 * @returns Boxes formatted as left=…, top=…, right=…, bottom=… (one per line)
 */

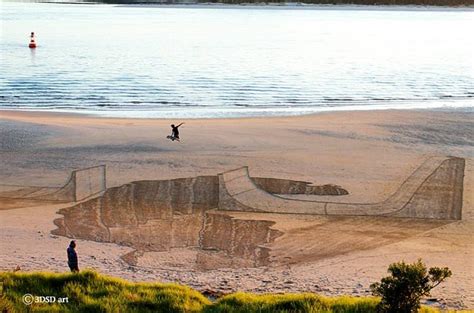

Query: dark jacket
left=172, top=126, right=180, bottom=138
left=67, top=246, right=78, bottom=268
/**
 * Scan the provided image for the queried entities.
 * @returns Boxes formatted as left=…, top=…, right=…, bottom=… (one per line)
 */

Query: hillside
left=0, top=270, right=458, bottom=313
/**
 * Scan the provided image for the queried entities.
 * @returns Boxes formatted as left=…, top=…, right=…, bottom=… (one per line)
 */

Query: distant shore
left=38, top=1, right=474, bottom=8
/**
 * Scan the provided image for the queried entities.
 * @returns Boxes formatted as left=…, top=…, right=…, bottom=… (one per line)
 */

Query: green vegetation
left=206, top=292, right=380, bottom=313
left=0, top=270, right=209, bottom=313
left=0, top=270, right=463, bottom=313
left=371, top=259, right=452, bottom=313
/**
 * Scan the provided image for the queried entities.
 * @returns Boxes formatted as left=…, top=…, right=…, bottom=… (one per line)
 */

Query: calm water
left=1, top=2, right=473, bottom=118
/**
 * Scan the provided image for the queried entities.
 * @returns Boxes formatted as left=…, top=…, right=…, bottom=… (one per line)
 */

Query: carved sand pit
left=52, top=174, right=347, bottom=268
left=52, top=156, right=464, bottom=270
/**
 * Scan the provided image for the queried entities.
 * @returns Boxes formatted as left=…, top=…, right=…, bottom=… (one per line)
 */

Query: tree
left=370, top=259, right=452, bottom=313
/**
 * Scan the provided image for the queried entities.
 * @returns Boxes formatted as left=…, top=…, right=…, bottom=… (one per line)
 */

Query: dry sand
left=0, top=109, right=472, bottom=309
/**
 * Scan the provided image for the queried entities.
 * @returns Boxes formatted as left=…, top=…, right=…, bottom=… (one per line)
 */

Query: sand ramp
left=218, top=156, right=464, bottom=220
left=0, top=165, right=106, bottom=209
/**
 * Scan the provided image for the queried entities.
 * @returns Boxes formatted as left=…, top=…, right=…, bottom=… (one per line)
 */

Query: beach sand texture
left=0, top=109, right=472, bottom=309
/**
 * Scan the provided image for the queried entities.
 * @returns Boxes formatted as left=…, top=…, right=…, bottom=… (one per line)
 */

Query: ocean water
left=1, top=2, right=473, bottom=118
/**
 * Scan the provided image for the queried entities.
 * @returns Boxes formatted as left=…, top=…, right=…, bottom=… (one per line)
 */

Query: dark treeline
left=100, top=0, right=471, bottom=5
left=43, top=0, right=474, bottom=6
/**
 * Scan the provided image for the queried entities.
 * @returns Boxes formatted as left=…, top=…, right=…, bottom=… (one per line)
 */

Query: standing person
left=170, top=122, right=184, bottom=141
left=67, top=241, right=79, bottom=272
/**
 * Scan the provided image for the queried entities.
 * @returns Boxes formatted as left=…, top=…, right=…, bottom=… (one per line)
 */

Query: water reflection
left=29, top=47, right=36, bottom=64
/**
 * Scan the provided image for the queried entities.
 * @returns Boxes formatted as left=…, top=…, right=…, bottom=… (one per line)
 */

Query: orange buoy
left=29, top=32, right=36, bottom=49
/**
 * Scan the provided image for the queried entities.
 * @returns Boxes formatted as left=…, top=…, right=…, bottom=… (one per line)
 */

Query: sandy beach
left=0, top=109, right=473, bottom=309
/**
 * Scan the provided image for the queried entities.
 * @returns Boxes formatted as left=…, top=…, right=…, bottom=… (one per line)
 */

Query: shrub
left=370, top=259, right=452, bottom=313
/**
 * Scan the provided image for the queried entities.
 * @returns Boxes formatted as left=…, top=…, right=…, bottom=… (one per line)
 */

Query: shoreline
left=1, top=103, right=472, bottom=121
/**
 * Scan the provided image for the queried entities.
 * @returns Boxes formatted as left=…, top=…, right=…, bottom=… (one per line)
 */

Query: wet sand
left=0, top=109, right=472, bottom=309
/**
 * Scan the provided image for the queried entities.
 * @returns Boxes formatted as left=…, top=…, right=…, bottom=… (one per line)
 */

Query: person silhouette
left=170, top=122, right=184, bottom=141
left=67, top=241, right=79, bottom=272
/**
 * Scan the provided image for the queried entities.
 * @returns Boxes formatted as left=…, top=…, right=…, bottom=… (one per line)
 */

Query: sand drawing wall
left=56, top=176, right=219, bottom=248
left=0, top=165, right=106, bottom=209
left=68, top=165, right=107, bottom=202
left=52, top=156, right=464, bottom=269
left=53, top=176, right=284, bottom=268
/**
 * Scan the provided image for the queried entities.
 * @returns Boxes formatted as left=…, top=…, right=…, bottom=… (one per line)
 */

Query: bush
left=370, top=259, right=452, bottom=313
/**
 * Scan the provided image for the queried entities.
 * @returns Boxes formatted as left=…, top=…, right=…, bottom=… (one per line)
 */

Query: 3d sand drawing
left=48, top=156, right=465, bottom=270
left=0, top=165, right=106, bottom=210
left=219, top=156, right=464, bottom=219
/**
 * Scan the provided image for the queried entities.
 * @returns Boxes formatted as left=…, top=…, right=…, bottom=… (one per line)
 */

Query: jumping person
left=170, top=122, right=184, bottom=141
left=67, top=241, right=79, bottom=272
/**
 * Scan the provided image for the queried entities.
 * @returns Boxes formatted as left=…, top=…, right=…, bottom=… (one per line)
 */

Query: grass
left=0, top=270, right=470, bottom=313
left=0, top=270, right=209, bottom=313
left=204, top=292, right=379, bottom=313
